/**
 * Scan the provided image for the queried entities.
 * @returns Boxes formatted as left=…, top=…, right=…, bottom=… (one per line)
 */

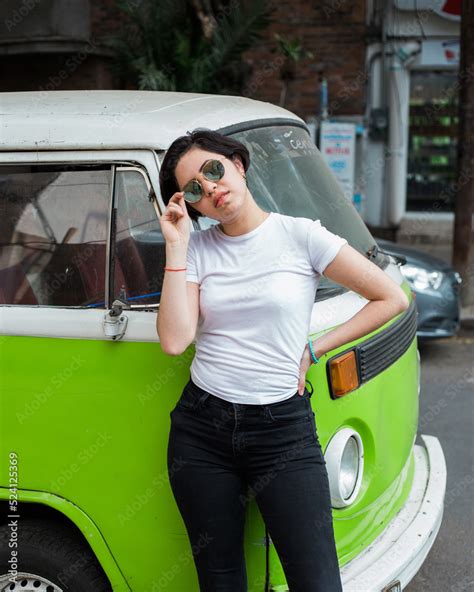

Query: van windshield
left=196, top=124, right=381, bottom=294
left=230, top=124, right=375, bottom=256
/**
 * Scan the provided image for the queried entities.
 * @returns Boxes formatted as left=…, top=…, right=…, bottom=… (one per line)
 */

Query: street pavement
left=405, top=326, right=474, bottom=591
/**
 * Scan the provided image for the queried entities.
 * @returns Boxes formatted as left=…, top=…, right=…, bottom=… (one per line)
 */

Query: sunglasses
left=181, top=158, right=226, bottom=203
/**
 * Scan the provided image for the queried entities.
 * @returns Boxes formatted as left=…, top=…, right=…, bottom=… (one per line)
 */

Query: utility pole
left=453, top=0, right=474, bottom=305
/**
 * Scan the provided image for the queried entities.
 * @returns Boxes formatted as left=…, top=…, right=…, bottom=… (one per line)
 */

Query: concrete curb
left=460, top=306, right=474, bottom=331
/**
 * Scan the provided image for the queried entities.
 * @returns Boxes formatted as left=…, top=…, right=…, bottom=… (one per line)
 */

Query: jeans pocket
left=176, top=382, right=210, bottom=412
left=308, top=409, right=319, bottom=442
left=307, top=410, right=326, bottom=463
left=266, top=389, right=311, bottom=423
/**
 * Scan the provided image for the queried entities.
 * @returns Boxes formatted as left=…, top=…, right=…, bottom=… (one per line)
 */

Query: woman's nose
left=201, top=176, right=217, bottom=195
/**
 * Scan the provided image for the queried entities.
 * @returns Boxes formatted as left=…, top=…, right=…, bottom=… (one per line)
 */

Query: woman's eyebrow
left=198, top=159, right=211, bottom=173
left=181, top=159, right=212, bottom=188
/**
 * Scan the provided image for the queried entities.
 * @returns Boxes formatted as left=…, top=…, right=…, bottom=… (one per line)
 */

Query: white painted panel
left=0, top=262, right=405, bottom=342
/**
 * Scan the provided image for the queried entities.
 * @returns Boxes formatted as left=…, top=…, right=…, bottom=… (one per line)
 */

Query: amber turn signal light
left=328, top=350, right=360, bottom=398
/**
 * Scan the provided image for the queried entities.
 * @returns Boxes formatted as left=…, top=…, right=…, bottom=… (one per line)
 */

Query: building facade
left=0, top=0, right=461, bottom=235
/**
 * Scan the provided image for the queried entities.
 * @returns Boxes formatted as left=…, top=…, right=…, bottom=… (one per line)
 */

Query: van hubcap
left=0, top=573, right=63, bottom=592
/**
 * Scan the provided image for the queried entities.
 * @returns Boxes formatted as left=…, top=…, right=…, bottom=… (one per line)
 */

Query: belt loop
left=263, top=406, right=274, bottom=422
left=186, top=380, right=211, bottom=409
left=195, top=391, right=210, bottom=409
left=305, top=379, right=314, bottom=397
left=200, top=391, right=210, bottom=405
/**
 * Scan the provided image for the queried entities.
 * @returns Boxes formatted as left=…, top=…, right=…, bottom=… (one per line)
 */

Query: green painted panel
left=0, top=292, right=419, bottom=590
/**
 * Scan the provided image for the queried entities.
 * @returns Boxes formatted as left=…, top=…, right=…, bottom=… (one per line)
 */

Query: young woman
left=157, top=129, right=409, bottom=592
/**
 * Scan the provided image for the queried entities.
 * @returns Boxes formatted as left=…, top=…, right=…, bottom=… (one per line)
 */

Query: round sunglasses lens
left=183, top=180, right=202, bottom=203
left=203, top=160, right=225, bottom=182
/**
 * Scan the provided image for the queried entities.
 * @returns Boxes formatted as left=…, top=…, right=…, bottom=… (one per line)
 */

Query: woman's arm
left=157, top=192, right=201, bottom=356
left=157, top=242, right=197, bottom=355
left=310, top=244, right=410, bottom=358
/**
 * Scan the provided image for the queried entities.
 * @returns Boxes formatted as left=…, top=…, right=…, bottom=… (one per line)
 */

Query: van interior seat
left=0, top=242, right=124, bottom=308
left=0, top=237, right=156, bottom=307
left=114, top=236, right=150, bottom=300
left=0, top=254, right=39, bottom=305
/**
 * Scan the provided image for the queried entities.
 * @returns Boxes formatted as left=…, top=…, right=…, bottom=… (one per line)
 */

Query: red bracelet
left=164, top=267, right=187, bottom=271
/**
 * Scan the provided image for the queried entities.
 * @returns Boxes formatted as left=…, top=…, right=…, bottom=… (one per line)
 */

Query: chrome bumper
left=340, top=435, right=447, bottom=591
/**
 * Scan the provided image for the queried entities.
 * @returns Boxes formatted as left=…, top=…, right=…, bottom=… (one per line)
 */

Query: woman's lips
left=214, top=192, right=229, bottom=207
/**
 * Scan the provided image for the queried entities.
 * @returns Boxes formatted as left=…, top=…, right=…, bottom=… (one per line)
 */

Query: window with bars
left=407, top=70, right=459, bottom=212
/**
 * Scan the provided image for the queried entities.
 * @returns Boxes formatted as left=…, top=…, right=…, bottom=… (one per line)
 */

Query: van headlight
left=325, top=428, right=364, bottom=508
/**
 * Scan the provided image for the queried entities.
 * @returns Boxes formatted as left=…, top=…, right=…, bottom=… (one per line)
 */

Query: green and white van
left=0, top=91, right=446, bottom=592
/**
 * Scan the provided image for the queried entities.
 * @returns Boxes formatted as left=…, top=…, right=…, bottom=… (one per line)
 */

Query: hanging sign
left=320, top=122, right=356, bottom=202
left=420, top=39, right=460, bottom=66
left=393, top=0, right=461, bottom=22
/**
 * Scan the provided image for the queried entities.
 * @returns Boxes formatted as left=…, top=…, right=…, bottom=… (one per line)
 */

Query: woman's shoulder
left=273, top=212, right=315, bottom=232
left=188, top=222, right=220, bottom=249
left=269, top=214, right=318, bottom=253
left=188, top=214, right=315, bottom=244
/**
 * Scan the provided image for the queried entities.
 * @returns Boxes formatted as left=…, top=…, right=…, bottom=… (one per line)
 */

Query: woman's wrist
left=308, top=339, right=325, bottom=362
left=166, top=240, right=188, bottom=252
left=165, top=242, right=188, bottom=267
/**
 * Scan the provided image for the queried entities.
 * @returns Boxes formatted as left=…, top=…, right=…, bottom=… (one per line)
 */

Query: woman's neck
left=218, top=208, right=270, bottom=237
left=216, top=189, right=270, bottom=237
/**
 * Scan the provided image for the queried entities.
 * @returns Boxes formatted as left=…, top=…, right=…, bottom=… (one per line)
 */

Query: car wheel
left=0, top=519, right=112, bottom=592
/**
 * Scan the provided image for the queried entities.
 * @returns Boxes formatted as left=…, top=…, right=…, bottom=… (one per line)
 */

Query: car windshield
left=197, top=124, right=378, bottom=292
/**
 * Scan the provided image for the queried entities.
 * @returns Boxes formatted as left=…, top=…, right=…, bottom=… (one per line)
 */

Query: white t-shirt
left=186, top=212, right=348, bottom=404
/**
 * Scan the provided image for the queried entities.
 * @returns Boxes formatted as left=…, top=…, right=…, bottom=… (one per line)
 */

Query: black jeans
left=167, top=378, right=343, bottom=592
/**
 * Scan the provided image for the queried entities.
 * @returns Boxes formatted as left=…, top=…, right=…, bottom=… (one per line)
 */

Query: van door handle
left=103, top=299, right=130, bottom=340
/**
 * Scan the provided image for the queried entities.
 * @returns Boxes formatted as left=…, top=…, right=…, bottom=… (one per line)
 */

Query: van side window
left=0, top=165, right=110, bottom=307
left=113, top=168, right=165, bottom=306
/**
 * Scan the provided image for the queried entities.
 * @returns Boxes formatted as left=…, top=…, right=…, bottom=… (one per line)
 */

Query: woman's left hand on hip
left=297, top=344, right=312, bottom=395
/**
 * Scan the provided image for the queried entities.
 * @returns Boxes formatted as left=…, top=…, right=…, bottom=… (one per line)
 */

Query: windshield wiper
left=315, top=285, right=347, bottom=302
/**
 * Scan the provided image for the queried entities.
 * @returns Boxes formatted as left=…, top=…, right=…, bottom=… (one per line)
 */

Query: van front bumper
left=340, top=434, right=446, bottom=592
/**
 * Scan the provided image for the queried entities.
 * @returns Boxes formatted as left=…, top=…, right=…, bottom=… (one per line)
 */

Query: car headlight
left=401, top=264, right=444, bottom=291
left=325, top=428, right=364, bottom=508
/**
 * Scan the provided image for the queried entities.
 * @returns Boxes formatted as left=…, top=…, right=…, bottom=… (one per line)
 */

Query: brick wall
left=241, top=0, right=368, bottom=119
left=1, top=0, right=368, bottom=120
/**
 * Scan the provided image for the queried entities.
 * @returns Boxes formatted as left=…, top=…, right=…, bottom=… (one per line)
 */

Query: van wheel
left=0, top=519, right=112, bottom=592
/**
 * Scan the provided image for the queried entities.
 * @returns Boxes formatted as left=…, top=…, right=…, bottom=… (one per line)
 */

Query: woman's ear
left=231, top=154, right=245, bottom=176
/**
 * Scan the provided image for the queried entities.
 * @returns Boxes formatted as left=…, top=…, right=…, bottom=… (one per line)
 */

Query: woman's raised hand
left=159, top=192, right=191, bottom=245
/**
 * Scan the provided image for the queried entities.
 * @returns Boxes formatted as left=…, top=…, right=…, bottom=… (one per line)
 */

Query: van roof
left=0, top=90, right=304, bottom=151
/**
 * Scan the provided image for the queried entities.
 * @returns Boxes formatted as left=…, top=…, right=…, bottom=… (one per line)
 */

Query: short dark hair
left=159, top=128, right=250, bottom=222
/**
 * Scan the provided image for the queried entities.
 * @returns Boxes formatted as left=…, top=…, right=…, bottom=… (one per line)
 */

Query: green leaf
left=108, top=0, right=274, bottom=93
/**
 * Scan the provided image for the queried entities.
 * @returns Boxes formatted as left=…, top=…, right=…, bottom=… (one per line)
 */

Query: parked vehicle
left=0, top=91, right=446, bottom=592
left=376, top=238, right=462, bottom=339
